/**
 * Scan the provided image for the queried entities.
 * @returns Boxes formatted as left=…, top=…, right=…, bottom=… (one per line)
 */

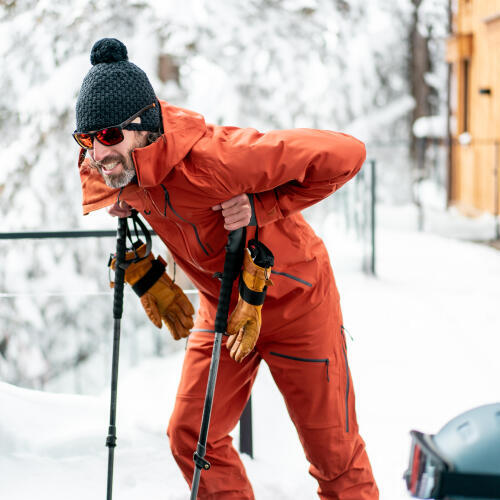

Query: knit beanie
left=75, top=38, right=161, bottom=133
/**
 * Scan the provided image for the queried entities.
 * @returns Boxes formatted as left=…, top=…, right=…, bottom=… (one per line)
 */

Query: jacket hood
left=78, top=100, right=207, bottom=214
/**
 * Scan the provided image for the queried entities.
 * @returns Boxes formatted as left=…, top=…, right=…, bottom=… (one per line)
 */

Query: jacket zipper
left=341, top=325, right=350, bottom=433
left=271, top=270, right=312, bottom=287
left=160, top=185, right=209, bottom=256
left=269, top=351, right=329, bottom=382
left=142, top=188, right=202, bottom=269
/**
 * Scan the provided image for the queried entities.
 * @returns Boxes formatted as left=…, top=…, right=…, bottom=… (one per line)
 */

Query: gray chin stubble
left=101, top=165, right=136, bottom=188
left=90, top=154, right=136, bottom=188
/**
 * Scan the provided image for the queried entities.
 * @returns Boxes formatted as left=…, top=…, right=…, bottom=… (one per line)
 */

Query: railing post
left=415, top=137, right=426, bottom=232
left=370, top=159, right=377, bottom=276
left=239, top=396, right=253, bottom=458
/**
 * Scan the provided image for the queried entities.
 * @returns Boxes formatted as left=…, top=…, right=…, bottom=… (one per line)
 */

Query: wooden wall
left=447, top=0, right=500, bottom=216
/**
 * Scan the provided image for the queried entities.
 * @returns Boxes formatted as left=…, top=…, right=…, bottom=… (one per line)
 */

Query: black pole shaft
left=190, top=229, right=244, bottom=500
left=106, top=216, right=128, bottom=500
left=190, top=331, right=223, bottom=500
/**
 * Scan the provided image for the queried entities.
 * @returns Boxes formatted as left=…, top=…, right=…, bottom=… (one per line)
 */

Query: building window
left=462, top=58, right=470, bottom=132
left=158, top=54, right=179, bottom=84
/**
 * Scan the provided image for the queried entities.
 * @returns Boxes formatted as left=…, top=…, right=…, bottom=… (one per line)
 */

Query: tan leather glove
left=226, top=240, right=274, bottom=362
left=110, top=244, right=194, bottom=340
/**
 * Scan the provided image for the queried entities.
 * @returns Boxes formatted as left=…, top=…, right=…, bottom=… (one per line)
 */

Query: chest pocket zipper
left=269, top=351, right=329, bottom=382
left=160, top=184, right=209, bottom=256
left=271, top=270, right=312, bottom=287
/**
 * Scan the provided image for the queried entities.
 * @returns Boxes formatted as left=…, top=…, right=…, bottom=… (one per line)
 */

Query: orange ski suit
left=79, top=101, right=378, bottom=499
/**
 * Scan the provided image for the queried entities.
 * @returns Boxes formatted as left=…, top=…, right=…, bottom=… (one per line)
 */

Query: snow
left=0, top=1, right=489, bottom=498
left=0, top=0, right=451, bottom=388
left=1, top=204, right=499, bottom=500
left=458, top=132, right=472, bottom=146
left=346, top=95, right=415, bottom=142
left=412, top=115, right=447, bottom=139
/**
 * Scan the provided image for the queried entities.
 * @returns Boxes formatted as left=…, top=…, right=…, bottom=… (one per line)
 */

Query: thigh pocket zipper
left=269, top=351, right=330, bottom=382
left=341, top=325, right=350, bottom=433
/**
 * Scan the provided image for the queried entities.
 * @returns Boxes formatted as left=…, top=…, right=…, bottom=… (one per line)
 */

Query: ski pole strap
left=107, top=212, right=153, bottom=273
left=124, top=210, right=152, bottom=265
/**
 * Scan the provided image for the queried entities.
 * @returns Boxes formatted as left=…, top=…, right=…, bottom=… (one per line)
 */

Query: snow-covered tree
left=0, top=0, right=448, bottom=392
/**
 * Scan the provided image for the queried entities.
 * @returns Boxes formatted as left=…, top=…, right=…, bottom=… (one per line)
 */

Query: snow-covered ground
left=1, top=204, right=499, bottom=500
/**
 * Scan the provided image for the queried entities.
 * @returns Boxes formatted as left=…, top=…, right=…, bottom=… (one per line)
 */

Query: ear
left=134, top=129, right=150, bottom=147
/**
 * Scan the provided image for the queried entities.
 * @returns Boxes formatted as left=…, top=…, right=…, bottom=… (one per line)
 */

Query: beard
left=89, top=151, right=136, bottom=188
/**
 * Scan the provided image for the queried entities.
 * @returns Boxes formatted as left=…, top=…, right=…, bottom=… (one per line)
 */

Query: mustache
left=89, top=154, right=125, bottom=169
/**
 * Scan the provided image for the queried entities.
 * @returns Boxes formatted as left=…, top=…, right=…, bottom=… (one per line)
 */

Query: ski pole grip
left=214, top=229, right=244, bottom=334
left=113, top=217, right=128, bottom=320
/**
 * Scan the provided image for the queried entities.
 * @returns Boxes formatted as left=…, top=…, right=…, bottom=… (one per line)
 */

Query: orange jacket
left=79, top=100, right=365, bottom=334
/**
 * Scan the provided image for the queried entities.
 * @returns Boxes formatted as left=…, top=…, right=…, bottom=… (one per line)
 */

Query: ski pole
left=106, top=215, right=128, bottom=500
left=190, top=228, right=245, bottom=500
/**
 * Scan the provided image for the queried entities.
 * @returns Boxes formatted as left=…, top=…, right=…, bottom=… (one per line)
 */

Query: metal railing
left=0, top=160, right=379, bottom=458
left=0, top=228, right=254, bottom=458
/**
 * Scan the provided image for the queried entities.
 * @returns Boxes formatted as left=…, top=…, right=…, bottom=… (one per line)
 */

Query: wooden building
left=447, top=0, right=500, bottom=216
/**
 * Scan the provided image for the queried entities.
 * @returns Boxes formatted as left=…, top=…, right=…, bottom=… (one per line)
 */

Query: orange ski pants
left=167, top=303, right=378, bottom=499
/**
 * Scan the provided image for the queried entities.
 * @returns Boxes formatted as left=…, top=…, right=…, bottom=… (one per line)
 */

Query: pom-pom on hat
left=76, top=38, right=161, bottom=133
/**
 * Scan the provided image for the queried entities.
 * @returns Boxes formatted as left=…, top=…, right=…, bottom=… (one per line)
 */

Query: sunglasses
left=73, top=102, right=156, bottom=150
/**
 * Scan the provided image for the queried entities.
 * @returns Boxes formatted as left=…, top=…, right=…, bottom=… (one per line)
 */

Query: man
left=75, top=37, right=378, bottom=499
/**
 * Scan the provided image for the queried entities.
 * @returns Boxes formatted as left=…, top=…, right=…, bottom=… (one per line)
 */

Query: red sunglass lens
left=75, top=133, right=93, bottom=149
left=97, top=127, right=124, bottom=146
left=410, top=445, right=422, bottom=493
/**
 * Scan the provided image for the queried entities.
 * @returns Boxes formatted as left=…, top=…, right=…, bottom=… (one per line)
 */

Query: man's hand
left=108, top=200, right=132, bottom=217
left=109, top=195, right=251, bottom=227
left=212, top=194, right=252, bottom=230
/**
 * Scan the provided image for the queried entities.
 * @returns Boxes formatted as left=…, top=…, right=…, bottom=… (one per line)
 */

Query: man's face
left=88, top=129, right=148, bottom=188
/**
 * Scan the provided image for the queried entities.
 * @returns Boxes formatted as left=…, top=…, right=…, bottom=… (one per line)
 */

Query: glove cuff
left=239, top=243, right=274, bottom=306
left=131, top=258, right=166, bottom=297
left=241, top=248, right=272, bottom=291
left=110, top=244, right=167, bottom=292
left=239, top=278, right=267, bottom=306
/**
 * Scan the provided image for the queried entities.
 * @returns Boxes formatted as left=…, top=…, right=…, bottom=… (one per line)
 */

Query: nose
left=91, top=139, right=111, bottom=163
